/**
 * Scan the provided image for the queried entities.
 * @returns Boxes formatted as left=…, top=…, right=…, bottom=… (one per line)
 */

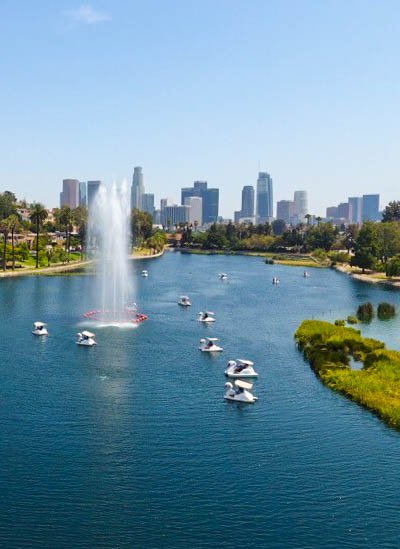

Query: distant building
left=142, top=193, right=155, bottom=216
left=79, top=182, right=87, bottom=207
left=160, top=197, right=174, bottom=211
left=348, top=197, right=362, bottom=224
left=131, top=167, right=144, bottom=210
left=277, top=200, right=296, bottom=224
left=256, top=172, right=273, bottom=223
left=87, top=181, right=101, bottom=209
left=293, top=190, right=308, bottom=224
left=184, top=196, right=203, bottom=226
left=326, top=206, right=339, bottom=218
left=180, top=181, right=219, bottom=224
left=60, top=179, right=79, bottom=208
left=161, top=205, right=190, bottom=228
left=241, top=186, right=255, bottom=218
left=337, top=202, right=350, bottom=221
left=362, top=194, right=380, bottom=221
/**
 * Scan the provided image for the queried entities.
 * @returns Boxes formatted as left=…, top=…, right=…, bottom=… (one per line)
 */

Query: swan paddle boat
left=225, top=359, right=258, bottom=378
left=141, top=270, right=148, bottom=277
left=32, top=321, right=48, bottom=336
left=199, top=337, right=223, bottom=352
left=76, top=331, right=97, bottom=346
left=224, top=379, right=258, bottom=403
left=178, top=296, right=192, bottom=307
left=198, top=311, right=216, bottom=323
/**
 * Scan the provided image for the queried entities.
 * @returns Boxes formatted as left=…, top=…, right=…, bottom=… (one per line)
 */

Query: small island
left=295, top=320, right=400, bottom=429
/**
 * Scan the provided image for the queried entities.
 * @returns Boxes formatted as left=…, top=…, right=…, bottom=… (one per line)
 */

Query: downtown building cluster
left=325, top=194, right=380, bottom=225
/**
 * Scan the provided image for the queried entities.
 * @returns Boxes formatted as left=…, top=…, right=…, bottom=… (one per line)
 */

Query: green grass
left=295, top=320, right=400, bottom=429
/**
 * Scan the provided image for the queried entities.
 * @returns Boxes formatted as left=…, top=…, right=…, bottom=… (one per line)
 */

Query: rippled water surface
left=1, top=252, right=400, bottom=548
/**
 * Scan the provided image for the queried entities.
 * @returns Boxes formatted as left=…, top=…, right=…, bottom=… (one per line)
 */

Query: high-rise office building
left=277, top=200, right=296, bottom=224
left=337, top=202, right=350, bottom=220
left=79, top=182, right=87, bottom=206
left=142, top=193, right=155, bottom=216
left=241, top=186, right=255, bottom=218
left=160, top=197, right=174, bottom=211
left=348, top=197, right=363, bottom=224
left=293, top=190, right=308, bottom=223
left=256, top=172, right=273, bottom=223
left=326, top=206, right=339, bottom=218
left=87, top=181, right=101, bottom=209
left=60, top=179, right=80, bottom=208
left=161, top=205, right=190, bottom=227
left=184, top=196, right=203, bottom=226
left=131, top=167, right=144, bottom=210
left=362, top=194, right=380, bottom=222
left=180, top=181, right=219, bottom=224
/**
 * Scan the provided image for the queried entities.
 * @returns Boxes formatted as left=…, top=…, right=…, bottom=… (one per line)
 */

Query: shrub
left=347, top=316, right=358, bottom=324
left=328, top=251, right=351, bottom=263
left=357, top=302, right=374, bottom=322
left=377, top=302, right=396, bottom=320
left=265, top=258, right=274, bottom=264
left=334, top=319, right=346, bottom=326
left=386, top=255, right=400, bottom=277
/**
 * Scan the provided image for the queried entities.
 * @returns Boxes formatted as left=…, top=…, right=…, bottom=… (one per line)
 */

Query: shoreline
left=0, top=248, right=166, bottom=279
left=334, top=263, right=400, bottom=288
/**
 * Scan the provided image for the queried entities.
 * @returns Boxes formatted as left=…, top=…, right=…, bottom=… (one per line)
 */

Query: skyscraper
left=87, top=181, right=101, bottom=209
left=180, top=181, right=219, bottom=224
left=293, top=191, right=308, bottom=223
left=79, top=182, right=87, bottom=206
left=142, top=193, right=155, bottom=216
left=362, top=194, right=380, bottom=222
left=184, top=196, right=203, bottom=226
left=337, top=202, right=350, bottom=220
left=60, top=179, right=79, bottom=208
left=348, top=197, right=362, bottom=224
left=256, top=172, right=273, bottom=223
left=131, top=167, right=144, bottom=210
left=277, top=200, right=296, bottom=224
left=241, top=186, right=255, bottom=218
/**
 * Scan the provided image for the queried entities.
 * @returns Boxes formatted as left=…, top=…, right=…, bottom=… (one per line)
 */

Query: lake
left=1, top=251, right=400, bottom=548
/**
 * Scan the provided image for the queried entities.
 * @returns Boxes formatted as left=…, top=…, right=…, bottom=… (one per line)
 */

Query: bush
left=386, top=255, right=400, bottom=277
left=357, top=302, right=374, bottom=322
left=377, top=302, right=396, bottom=320
left=312, top=248, right=327, bottom=262
left=347, top=316, right=358, bottom=324
left=328, top=251, right=351, bottom=263
left=334, top=319, right=346, bottom=326
left=265, top=258, right=274, bottom=264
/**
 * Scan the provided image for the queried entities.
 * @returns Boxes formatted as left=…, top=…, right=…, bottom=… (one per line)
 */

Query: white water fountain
left=84, top=180, right=147, bottom=327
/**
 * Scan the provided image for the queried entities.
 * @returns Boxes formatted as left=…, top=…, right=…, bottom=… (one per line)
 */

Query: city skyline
left=1, top=2, right=399, bottom=216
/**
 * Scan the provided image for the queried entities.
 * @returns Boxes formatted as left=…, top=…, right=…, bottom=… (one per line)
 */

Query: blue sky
left=0, top=0, right=399, bottom=216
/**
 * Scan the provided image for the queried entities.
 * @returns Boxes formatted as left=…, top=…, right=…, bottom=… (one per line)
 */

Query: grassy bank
left=295, top=320, right=400, bottom=429
left=179, top=248, right=324, bottom=267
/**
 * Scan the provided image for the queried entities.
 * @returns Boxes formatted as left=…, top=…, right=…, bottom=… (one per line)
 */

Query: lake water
left=1, top=252, right=400, bottom=548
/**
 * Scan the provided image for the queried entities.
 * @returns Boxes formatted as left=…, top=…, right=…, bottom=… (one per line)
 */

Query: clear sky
left=1, top=0, right=399, bottom=216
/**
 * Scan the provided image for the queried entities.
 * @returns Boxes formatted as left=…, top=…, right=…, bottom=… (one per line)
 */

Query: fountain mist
left=88, top=181, right=135, bottom=322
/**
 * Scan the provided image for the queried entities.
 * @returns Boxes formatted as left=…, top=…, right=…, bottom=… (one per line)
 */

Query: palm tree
left=0, top=219, right=9, bottom=271
left=305, top=213, right=311, bottom=226
left=316, top=216, right=322, bottom=226
left=58, top=206, right=73, bottom=260
left=30, top=203, right=48, bottom=268
left=7, top=214, right=20, bottom=270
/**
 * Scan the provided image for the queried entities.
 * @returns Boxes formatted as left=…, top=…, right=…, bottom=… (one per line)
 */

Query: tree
left=131, top=209, right=153, bottom=246
left=0, top=191, right=17, bottom=220
left=377, top=222, right=400, bottom=263
left=382, top=201, right=400, bottom=222
left=7, top=214, right=20, bottom=270
left=386, top=255, right=400, bottom=277
left=272, top=219, right=286, bottom=236
left=0, top=219, right=9, bottom=271
left=304, top=223, right=337, bottom=251
left=29, top=203, right=48, bottom=268
left=57, top=206, right=73, bottom=259
left=73, top=206, right=88, bottom=259
left=351, top=221, right=379, bottom=272
left=316, top=216, right=322, bottom=226
left=305, top=213, right=311, bottom=226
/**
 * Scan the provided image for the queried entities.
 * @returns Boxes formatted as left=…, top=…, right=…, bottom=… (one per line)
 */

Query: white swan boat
left=272, top=277, right=280, bottom=285
left=178, top=296, right=192, bottom=307
left=198, top=311, right=216, bottom=323
left=224, top=379, right=258, bottom=403
left=76, top=331, right=97, bottom=346
left=141, top=270, right=148, bottom=277
left=32, top=321, right=48, bottom=336
left=219, top=273, right=228, bottom=280
left=225, top=359, right=258, bottom=378
left=199, top=337, right=223, bottom=352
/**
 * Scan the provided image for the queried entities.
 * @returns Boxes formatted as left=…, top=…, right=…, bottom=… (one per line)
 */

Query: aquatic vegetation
left=347, top=315, right=358, bottom=324
left=334, top=319, right=346, bottom=326
left=377, top=302, right=396, bottom=320
left=357, top=302, right=374, bottom=322
left=295, top=320, right=400, bottom=429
